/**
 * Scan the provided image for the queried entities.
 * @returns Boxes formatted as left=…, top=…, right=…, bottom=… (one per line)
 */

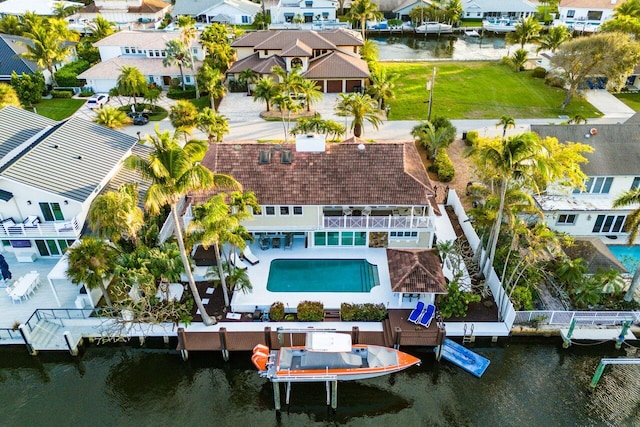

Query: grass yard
left=614, top=93, right=640, bottom=112
left=381, top=62, right=602, bottom=120
left=33, top=98, right=85, bottom=120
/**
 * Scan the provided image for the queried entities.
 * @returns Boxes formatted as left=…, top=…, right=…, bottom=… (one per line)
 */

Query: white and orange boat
left=252, top=332, right=421, bottom=382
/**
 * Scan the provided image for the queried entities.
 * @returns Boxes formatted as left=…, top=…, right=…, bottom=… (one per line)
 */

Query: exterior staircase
left=29, top=319, right=67, bottom=351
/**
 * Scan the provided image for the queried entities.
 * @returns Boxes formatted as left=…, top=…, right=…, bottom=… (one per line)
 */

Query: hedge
left=269, top=301, right=285, bottom=321
left=434, top=150, right=455, bottom=182
left=465, top=130, right=479, bottom=146
left=167, top=86, right=197, bottom=99
left=51, top=90, right=73, bottom=99
left=340, top=303, right=387, bottom=321
left=297, top=300, right=324, bottom=321
left=54, top=60, right=90, bottom=87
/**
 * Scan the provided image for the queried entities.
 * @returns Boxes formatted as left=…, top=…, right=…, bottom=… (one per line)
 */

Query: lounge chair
left=243, top=246, right=259, bottom=265
left=284, top=233, right=293, bottom=250
left=417, top=304, right=436, bottom=328
left=407, top=301, right=425, bottom=323
left=259, top=235, right=270, bottom=250
left=272, top=237, right=281, bottom=249
left=230, top=252, right=248, bottom=270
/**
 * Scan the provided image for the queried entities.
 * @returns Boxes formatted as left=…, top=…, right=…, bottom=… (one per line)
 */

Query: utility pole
left=426, top=67, right=436, bottom=121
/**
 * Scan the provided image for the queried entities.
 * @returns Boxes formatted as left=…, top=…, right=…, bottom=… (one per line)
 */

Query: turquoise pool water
left=607, top=245, right=640, bottom=274
left=267, top=259, right=379, bottom=292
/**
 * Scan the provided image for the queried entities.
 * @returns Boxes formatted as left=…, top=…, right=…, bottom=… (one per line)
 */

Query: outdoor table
left=8, top=272, right=39, bottom=303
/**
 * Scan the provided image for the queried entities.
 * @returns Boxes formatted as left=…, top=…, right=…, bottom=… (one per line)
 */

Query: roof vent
left=53, top=144, right=59, bottom=149
left=357, top=143, right=365, bottom=151
left=233, top=144, right=242, bottom=151
left=259, top=149, right=271, bottom=164
left=77, top=155, right=83, bottom=160
left=281, top=149, right=293, bottom=164
left=274, top=144, right=282, bottom=151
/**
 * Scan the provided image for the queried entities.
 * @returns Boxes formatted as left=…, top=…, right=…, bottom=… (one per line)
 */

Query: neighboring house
left=172, top=0, right=260, bottom=25
left=557, top=0, right=617, bottom=31
left=462, top=0, right=537, bottom=21
left=0, top=106, right=138, bottom=263
left=228, top=29, right=369, bottom=93
left=78, top=30, right=204, bottom=93
left=0, top=0, right=82, bottom=17
left=393, top=0, right=437, bottom=22
left=270, top=0, right=337, bottom=25
left=76, top=0, right=171, bottom=25
left=531, top=123, right=640, bottom=243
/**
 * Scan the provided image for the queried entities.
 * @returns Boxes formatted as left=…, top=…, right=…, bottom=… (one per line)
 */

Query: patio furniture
left=242, top=246, right=259, bottom=265
left=284, top=233, right=293, bottom=250
left=8, top=272, right=39, bottom=303
left=259, top=235, right=270, bottom=250
left=417, top=304, right=436, bottom=328
left=180, top=266, right=210, bottom=282
left=408, top=301, right=426, bottom=323
left=23, top=216, right=40, bottom=228
left=230, top=252, right=248, bottom=270
left=272, top=237, right=281, bottom=249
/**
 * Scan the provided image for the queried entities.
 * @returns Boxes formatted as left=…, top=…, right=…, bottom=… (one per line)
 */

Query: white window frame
left=556, top=214, right=576, bottom=225
left=293, top=206, right=303, bottom=215
left=265, top=206, right=276, bottom=216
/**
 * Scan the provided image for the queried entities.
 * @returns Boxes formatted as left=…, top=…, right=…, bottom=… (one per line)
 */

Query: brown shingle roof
left=226, top=52, right=285, bottom=74
left=281, top=39, right=313, bottom=57
left=386, top=249, right=447, bottom=294
left=232, top=29, right=361, bottom=51
left=319, top=29, right=363, bottom=47
left=197, top=141, right=435, bottom=205
left=304, top=50, right=370, bottom=79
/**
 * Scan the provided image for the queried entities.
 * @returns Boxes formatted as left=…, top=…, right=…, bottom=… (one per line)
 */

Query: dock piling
left=273, top=382, right=281, bottom=411
left=285, top=382, right=291, bottom=405
left=615, top=320, right=632, bottom=350
left=219, top=327, right=229, bottom=361
left=331, top=380, right=338, bottom=413
left=562, top=318, right=577, bottom=348
left=64, top=331, right=78, bottom=356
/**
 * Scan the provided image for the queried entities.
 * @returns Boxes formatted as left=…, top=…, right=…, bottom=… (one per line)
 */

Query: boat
left=464, top=29, right=480, bottom=37
left=482, top=17, right=520, bottom=33
left=252, top=332, right=421, bottom=382
left=415, top=21, right=453, bottom=34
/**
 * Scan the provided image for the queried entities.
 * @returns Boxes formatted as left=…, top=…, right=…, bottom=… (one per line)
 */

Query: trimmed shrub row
left=167, top=86, right=197, bottom=99
left=297, top=300, right=324, bottom=321
left=51, top=90, right=73, bottom=98
left=340, top=303, right=387, bottom=321
left=434, top=150, right=455, bottom=182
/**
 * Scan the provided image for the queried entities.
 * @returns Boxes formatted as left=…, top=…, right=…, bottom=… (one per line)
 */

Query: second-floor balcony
left=322, top=214, right=433, bottom=230
left=0, top=216, right=82, bottom=239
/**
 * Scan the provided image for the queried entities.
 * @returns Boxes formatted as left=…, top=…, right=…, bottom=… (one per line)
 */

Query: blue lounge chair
left=407, top=301, right=425, bottom=323
left=418, top=304, right=436, bottom=328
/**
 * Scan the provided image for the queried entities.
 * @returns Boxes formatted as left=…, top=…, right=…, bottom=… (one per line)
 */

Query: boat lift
left=589, top=358, right=640, bottom=391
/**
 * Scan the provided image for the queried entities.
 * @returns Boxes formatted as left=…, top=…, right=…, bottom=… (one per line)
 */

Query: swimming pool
left=267, top=259, right=380, bottom=292
left=607, top=245, right=640, bottom=274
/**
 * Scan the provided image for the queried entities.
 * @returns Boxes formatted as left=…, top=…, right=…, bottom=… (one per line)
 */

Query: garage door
left=345, top=80, right=361, bottom=92
left=326, top=80, right=342, bottom=93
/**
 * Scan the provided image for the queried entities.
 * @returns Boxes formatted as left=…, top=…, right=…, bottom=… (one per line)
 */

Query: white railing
left=322, top=215, right=434, bottom=230
left=514, top=310, right=640, bottom=326
left=0, top=217, right=81, bottom=238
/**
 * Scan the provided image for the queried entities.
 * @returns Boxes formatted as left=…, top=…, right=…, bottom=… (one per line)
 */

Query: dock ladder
left=462, top=324, right=474, bottom=344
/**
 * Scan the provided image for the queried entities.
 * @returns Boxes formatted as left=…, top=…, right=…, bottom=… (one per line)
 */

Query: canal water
left=1, top=339, right=639, bottom=426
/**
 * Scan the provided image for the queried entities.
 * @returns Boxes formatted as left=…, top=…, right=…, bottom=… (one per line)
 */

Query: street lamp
left=426, top=67, right=436, bottom=121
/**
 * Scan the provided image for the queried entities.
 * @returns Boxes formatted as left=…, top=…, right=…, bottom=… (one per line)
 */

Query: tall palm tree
left=496, top=115, right=516, bottom=139
left=239, top=69, right=258, bottom=95
left=88, top=183, right=144, bottom=247
left=613, top=189, right=640, bottom=244
left=177, top=16, right=200, bottom=99
left=164, top=39, right=192, bottom=91
left=87, top=15, right=115, bottom=42
left=125, top=128, right=241, bottom=325
left=271, top=65, right=305, bottom=96
left=537, top=26, right=571, bottom=53
left=169, top=100, right=198, bottom=143
left=506, top=16, right=542, bottom=48
left=411, top=121, right=451, bottom=159
left=66, top=237, right=118, bottom=308
left=347, top=0, right=383, bottom=39
left=117, top=66, right=147, bottom=107
left=94, top=106, right=130, bottom=129
left=367, top=68, right=398, bottom=109
left=444, top=0, right=463, bottom=25
left=297, top=78, right=323, bottom=112
left=197, top=107, right=229, bottom=145
left=0, top=15, right=22, bottom=35
left=272, top=93, right=301, bottom=143
left=335, top=93, right=382, bottom=137
left=252, top=76, right=279, bottom=112
left=197, top=63, right=227, bottom=111
left=20, top=24, right=70, bottom=87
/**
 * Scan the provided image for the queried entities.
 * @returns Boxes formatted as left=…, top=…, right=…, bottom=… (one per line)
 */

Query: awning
left=284, top=13, right=294, bottom=17
left=304, top=12, right=314, bottom=16
left=0, top=189, right=13, bottom=201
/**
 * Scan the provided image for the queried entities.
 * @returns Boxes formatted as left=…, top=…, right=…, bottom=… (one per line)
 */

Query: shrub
left=11, top=71, right=45, bottom=105
left=269, top=301, right=285, bottom=321
left=54, top=60, right=90, bottom=87
left=545, top=74, right=566, bottom=89
left=439, top=281, right=481, bottom=319
left=531, top=67, right=547, bottom=78
left=51, top=90, right=73, bottom=99
left=79, top=89, right=94, bottom=97
left=434, top=150, right=455, bottom=182
left=341, top=303, right=387, bottom=321
left=465, top=130, right=479, bottom=146
left=296, top=300, right=324, bottom=321
left=167, top=86, right=197, bottom=99
left=431, top=116, right=457, bottom=144
left=511, top=286, right=534, bottom=310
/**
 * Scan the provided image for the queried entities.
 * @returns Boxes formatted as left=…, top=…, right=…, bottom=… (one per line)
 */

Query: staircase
left=29, top=320, right=67, bottom=351
left=360, top=262, right=381, bottom=292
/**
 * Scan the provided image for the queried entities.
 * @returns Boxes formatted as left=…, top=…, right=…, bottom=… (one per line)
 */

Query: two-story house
left=76, top=0, right=172, bottom=26
left=78, top=30, right=205, bottom=93
left=270, top=0, right=338, bottom=25
left=462, top=0, right=537, bottom=21
left=0, top=106, right=138, bottom=262
left=557, top=0, right=617, bottom=32
left=531, top=123, right=640, bottom=242
left=227, top=29, right=369, bottom=93
left=172, top=0, right=260, bottom=25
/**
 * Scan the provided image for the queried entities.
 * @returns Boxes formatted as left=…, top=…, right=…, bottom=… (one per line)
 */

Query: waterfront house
left=462, top=0, right=537, bottom=21
left=0, top=0, right=83, bottom=17
left=227, top=29, right=369, bottom=93
left=78, top=30, right=205, bottom=93
left=172, top=0, right=260, bottom=25
left=393, top=0, right=437, bottom=23
left=270, top=0, right=338, bottom=25
left=530, top=123, right=640, bottom=243
left=556, top=0, right=616, bottom=32
left=76, top=0, right=171, bottom=26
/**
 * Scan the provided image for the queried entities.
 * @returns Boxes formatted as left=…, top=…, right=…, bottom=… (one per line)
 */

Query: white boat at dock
left=482, top=17, right=520, bottom=33
left=464, top=29, right=480, bottom=37
left=415, top=21, right=453, bottom=34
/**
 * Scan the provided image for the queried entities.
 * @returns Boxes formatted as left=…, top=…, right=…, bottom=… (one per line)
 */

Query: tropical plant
left=66, top=237, right=118, bottom=307
left=613, top=188, right=640, bottom=244
left=444, top=0, right=463, bottom=25
left=196, top=107, right=229, bottom=144
left=10, top=71, right=44, bottom=106
left=297, top=300, right=324, bottom=321
left=117, top=66, right=147, bottom=106
left=367, top=68, right=398, bottom=109
left=506, top=16, right=542, bottom=48
left=272, top=93, right=302, bottom=143
left=200, top=23, right=236, bottom=72
left=269, top=301, right=285, bottom=321
left=125, top=128, right=240, bottom=325
left=508, top=48, right=529, bottom=72
left=94, top=106, right=130, bottom=129
left=335, top=93, right=382, bottom=137
left=496, top=115, right=516, bottom=139
left=238, top=69, right=258, bottom=95
left=197, top=63, right=227, bottom=111
left=252, top=76, right=279, bottom=112
left=360, top=39, right=379, bottom=67
left=164, top=39, right=192, bottom=91
left=0, top=15, right=22, bottom=35
left=88, top=183, right=144, bottom=247
left=86, top=15, right=115, bottom=42
left=20, top=24, right=71, bottom=87
left=297, top=78, right=323, bottom=112
left=169, top=100, right=198, bottom=142
left=0, top=84, right=21, bottom=109
left=537, top=26, right=572, bottom=53
left=439, top=280, right=481, bottom=319
left=411, top=121, right=452, bottom=159
left=347, top=0, right=383, bottom=39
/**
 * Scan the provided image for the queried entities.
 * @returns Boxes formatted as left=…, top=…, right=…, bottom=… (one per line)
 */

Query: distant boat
left=464, top=29, right=480, bottom=37
left=252, top=332, right=421, bottom=382
left=482, top=17, right=520, bottom=33
left=415, top=21, right=453, bottom=34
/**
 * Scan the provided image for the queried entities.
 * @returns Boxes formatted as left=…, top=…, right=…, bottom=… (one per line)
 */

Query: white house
left=270, top=0, right=338, bottom=25
left=557, top=0, right=617, bottom=31
left=531, top=123, right=640, bottom=243
left=462, top=0, right=537, bottom=21
left=0, top=0, right=82, bottom=17
left=393, top=0, right=437, bottom=22
left=76, top=0, right=171, bottom=25
left=78, top=30, right=205, bottom=93
left=172, top=0, right=260, bottom=25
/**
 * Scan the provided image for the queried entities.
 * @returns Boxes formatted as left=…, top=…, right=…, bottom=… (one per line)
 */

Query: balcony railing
left=0, top=217, right=81, bottom=238
left=322, top=215, right=434, bottom=230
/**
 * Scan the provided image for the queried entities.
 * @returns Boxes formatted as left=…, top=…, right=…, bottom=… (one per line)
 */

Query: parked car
left=86, top=93, right=109, bottom=109
left=130, top=113, right=149, bottom=125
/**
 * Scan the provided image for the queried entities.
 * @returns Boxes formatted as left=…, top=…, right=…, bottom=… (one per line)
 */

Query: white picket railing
left=514, top=310, right=640, bottom=326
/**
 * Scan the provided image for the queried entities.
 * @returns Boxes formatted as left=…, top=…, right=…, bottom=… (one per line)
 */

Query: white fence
left=514, top=310, right=640, bottom=326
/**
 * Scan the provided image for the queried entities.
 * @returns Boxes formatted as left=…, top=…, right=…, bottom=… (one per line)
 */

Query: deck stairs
left=30, top=319, right=68, bottom=351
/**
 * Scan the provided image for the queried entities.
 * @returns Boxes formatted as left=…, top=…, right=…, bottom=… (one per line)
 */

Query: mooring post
left=63, top=331, right=78, bottom=356
left=562, top=318, right=577, bottom=348
left=589, top=360, right=607, bottom=391
left=286, top=382, right=291, bottom=405
left=163, top=336, right=169, bottom=345
left=18, top=324, right=37, bottom=356
left=331, top=380, right=338, bottom=412
left=394, top=327, right=402, bottom=350
left=264, top=326, right=272, bottom=349
left=219, top=327, right=229, bottom=361
left=177, top=327, right=188, bottom=361
left=615, top=320, right=632, bottom=350
left=325, top=381, right=330, bottom=405
left=351, top=326, right=359, bottom=344
left=139, top=336, right=145, bottom=347
left=273, top=382, right=281, bottom=411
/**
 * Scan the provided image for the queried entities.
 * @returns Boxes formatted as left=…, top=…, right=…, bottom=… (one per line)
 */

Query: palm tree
left=0, top=15, right=22, bottom=35
left=444, top=0, right=463, bottom=25
left=613, top=189, right=640, bottom=244
left=568, top=114, right=587, bottom=124
left=238, top=69, right=258, bottom=95
left=177, top=16, right=200, bottom=99
left=94, top=106, right=130, bottom=129
left=297, top=78, right=323, bottom=112
left=66, top=237, right=118, bottom=308
left=272, top=93, right=302, bottom=143
left=164, top=39, right=192, bottom=91
left=20, top=24, right=70, bottom=87
left=197, top=63, right=227, bottom=111
left=117, top=66, right=147, bottom=107
left=509, top=48, right=529, bottom=72
left=411, top=121, right=451, bottom=159
left=88, top=183, right=144, bottom=247
left=0, top=84, right=21, bottom=109
left=348, top=0, right=383, bottom=39
left=496, top=115, right=516, bottom=139
left=271, top=65, right=305, bottom=96
left=537, top=26, right=571, bottom=53
left=169, top=100, right=198, bottom=143
left=196, top=107, right=229, bottom=145
left=335, top=93, right=382, bottom=137
left=367, top=68, right=398, bottom=109
left=53, top=3, right=79, bottom=18
left=506, top=16, right=542, bottom=48
left=252, top=76, right=279, bottom=112
left=87, top=15, right=115, bottom=42
left=125, top=128, right=241, bottom=326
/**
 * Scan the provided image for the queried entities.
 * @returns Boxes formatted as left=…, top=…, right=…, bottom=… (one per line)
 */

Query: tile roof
left=281, top=39, right=313, bottom=57
left=93, top=30, right=200, bottom=50
left=78, top=56, right=202, bottom=79
left=232, top=29, right=362, bottom=50
left=304, top=50, right=370, bottom=79
left=0, top=34, right=40, bottom=78
left=386, top=249, right=447, bottom=294
left=559, top=0, right=617, bottom=9
left=0, top=113, right=137, bottom=202
left=172, top=0, right=259, bottom=16
left=81, top=0, right=170, bottom=14
left=227, top=52, right=286, bottom=74
left=531, top=124, right=640, bottom=176
left=196, top=141, right=435, bottom=206
left=318, top=28, right=363, bottom=46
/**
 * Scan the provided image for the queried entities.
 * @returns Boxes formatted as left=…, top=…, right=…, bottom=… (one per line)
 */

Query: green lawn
left=614, top=92, right=640, bottom=112
left=381, top=62, right=602, bottom=120
left=33, top=98, right=86, bottom=120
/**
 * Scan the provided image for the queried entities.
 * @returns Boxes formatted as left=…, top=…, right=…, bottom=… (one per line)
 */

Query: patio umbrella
left=0, top=254, right=11, bottom=280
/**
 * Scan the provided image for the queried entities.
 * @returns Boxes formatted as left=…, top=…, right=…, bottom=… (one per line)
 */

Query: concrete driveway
left=584, top=90, right=635, bottom=120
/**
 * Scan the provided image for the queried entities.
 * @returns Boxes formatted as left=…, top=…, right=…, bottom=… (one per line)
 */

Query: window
left=567, top=10, right=575, bottom=18
left=587, top=10, right=603, bottom=20
left=574, top=177, right=613, bottom=194
left=632, top=177, right=640, bottom=190
left=293, top=206, right=303, bottom=215
left=291, top=57, right=303, bottom=68
left=390, top=231, right=418, bottom=238
left=242, top=15, right=249, bottom=23
left=185, top=76, right=191, bottom=83
left=314, top=231, right=367, bottom=246
left=592, top=215, right=626, bottom=233
left=124, top=47, right=131, bottom=54
left=280, top=206, right=290, bottom=215
left=557, top=214, right=576, bottom=225
left=265, top=206, right=275, bottom=215
left=39, top=202, right=64, bottom=221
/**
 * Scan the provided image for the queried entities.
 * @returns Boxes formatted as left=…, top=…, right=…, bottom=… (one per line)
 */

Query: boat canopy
left=305, top=332, right=352, bottom=352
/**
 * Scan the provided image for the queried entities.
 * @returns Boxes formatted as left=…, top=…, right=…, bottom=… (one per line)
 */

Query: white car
left=86, top=93, right=109, bottom=109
